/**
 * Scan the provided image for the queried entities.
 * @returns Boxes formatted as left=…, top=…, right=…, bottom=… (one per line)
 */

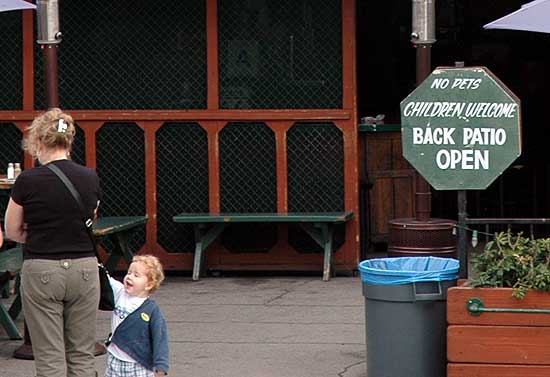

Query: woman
left=5, top=108, right=101, bottom=377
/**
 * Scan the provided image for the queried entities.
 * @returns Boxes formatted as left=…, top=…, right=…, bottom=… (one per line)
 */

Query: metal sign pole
left=455, top=61, right=468, bottom=279
left=457, top=190, right=468, bottom=279
left=414, top=45, right=432, bottom=221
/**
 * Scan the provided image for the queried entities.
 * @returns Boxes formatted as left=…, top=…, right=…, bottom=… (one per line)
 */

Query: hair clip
left=57, top=119, right=67, bottom=133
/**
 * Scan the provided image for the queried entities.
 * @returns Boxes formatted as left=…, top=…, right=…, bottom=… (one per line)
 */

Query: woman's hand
left=154, top=370, right=167, bottom=376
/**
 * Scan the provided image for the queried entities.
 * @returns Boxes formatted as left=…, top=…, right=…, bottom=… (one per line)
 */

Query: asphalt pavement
left=0, top=274, right=367, bottom=377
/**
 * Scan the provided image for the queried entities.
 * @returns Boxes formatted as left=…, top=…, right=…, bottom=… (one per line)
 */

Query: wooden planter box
left=447, top=284, right=550, bottom=376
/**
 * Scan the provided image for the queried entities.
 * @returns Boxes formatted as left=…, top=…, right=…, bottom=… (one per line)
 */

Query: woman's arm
left=5, top=198, right=26, bottom=243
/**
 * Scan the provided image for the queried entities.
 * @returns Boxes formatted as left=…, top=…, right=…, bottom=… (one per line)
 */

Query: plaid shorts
left=106, top=353, right=154, bottom=377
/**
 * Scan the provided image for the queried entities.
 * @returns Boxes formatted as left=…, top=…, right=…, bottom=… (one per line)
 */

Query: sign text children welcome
left=400, top=67, right=521, bottom=190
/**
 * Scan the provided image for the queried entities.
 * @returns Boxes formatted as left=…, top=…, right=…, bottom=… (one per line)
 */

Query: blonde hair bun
left=24, top=108, right=75, bottom=158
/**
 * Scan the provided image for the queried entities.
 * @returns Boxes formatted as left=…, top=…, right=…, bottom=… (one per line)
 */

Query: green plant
left=469, top=230, right=550, bottom=299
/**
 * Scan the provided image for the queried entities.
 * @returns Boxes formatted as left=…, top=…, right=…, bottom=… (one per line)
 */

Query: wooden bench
left=93, top=216, right=148, bottom=273
left=0, top=246, right=22, bottom=339
left=173, top=211, right=354, bottom=281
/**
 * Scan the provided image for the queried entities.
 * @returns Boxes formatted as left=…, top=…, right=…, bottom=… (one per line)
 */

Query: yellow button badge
left=141, top=312, right=150, bottom=322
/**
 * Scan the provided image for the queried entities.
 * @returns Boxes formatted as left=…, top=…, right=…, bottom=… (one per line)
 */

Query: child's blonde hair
left=133, top=254, right=165, bottom=293
left=24, top=108, right=75, bottom=158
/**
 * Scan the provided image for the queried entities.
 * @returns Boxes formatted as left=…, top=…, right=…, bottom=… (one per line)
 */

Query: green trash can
left=358, top=257, right=459, bottom=377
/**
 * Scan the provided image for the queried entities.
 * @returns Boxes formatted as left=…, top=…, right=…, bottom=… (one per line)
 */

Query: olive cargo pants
left=21, top=257, right=99, bottom=377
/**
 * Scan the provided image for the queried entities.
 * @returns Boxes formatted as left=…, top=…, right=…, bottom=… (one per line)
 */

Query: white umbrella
left=484, top=0, right=550, bottom=34
left=0, top=0, right=36, bottom=12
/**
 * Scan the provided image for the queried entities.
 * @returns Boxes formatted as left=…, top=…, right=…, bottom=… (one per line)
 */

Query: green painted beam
left=93, top=216, right=148, bottom=237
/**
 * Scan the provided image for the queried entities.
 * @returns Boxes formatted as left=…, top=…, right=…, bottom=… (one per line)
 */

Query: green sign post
left=401, top=67, right=521, bottom=190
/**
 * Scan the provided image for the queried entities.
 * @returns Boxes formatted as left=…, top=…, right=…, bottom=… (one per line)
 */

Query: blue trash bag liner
left=358, top=256, right=459, bottom=285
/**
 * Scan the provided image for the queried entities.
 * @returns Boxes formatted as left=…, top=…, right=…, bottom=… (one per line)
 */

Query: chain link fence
left=71, top=125, right=86, bottom=166
left=0, top=118, right=349, bottom=258
left=156, top=122, right=209, bottom=253
left=96, top=123, right=146, bottom=254
left=1, top=0, right=351, bottom=262
left=220, top=122, right=278, bottom=252
left=14, top=0, right=342, bottom=111
left=287, top=122, right=345, bottom=252
left=218, top=0, right=342, bottom=109
left=220, top=122, right=277, bottom=212
left=35, top=0, right=207, bottom=110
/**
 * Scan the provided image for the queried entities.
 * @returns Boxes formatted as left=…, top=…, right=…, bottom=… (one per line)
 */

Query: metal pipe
left=43, top=45, right=59, bottom=108
left=415, top=45, right=432, bottom=221
left=411, top=0, right=436, bottom=44
left=36, top=0, right=62, bottom=45
left=415, top=44, right=432, bottom=84
left=411, top=0, right=436, bottom=221
left=467, top=298, right=550, bottom=316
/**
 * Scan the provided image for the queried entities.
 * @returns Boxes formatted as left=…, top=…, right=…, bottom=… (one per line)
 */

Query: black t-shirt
left=11, top=159, right=102, bottom=260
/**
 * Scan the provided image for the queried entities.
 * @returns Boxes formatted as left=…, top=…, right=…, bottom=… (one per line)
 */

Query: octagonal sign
left=401, top=66, right=521, bottom=190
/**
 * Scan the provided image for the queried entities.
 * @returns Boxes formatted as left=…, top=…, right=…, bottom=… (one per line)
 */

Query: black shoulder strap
left=46, top=163, right=98, bottom=256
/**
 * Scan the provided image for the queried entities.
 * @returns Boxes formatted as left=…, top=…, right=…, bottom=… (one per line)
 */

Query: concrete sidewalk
left=0, top=276, right=366, bottom=377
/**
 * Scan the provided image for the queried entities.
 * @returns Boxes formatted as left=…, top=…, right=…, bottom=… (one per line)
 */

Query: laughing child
left=105, top=255, right=169, bottom=377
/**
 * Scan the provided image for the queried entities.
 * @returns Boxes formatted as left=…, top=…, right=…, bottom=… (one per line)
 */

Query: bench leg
left=192, top=224, right=226, bottom=281
left=118, top=232, right=135, bottom=266
left=8, top=275, right=22, bottom=320
left=104, top=232, right=133, bottom=273
left=1, top=271, right=14, bottom=298
left=299, top=223, right=335, bottom=281
left=192, top=225, right=205, bottom=281
left=0, top=303, right=22, bottom=340
left=192, top=244, right=203, bottom=282
left=321, top=224, right=335, bottom=282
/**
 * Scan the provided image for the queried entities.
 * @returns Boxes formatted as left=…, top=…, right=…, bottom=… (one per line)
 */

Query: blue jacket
left=110, top=298, right=169, bottom=373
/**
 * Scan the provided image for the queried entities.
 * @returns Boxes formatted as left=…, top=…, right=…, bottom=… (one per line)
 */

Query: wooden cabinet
left=359, top=125, right=415, bottom=253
